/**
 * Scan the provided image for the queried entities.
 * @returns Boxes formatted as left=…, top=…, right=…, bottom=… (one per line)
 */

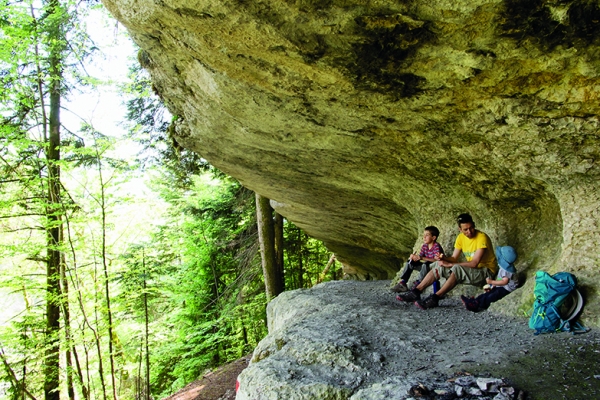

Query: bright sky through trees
left=0, top=7, right=162, bottom=325
left=64, top=8, right=136, bottom=150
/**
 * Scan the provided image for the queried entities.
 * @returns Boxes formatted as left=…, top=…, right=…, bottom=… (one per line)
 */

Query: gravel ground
left=384, top=282, right=600, bottom=400
left=237, top=280, right=600, bottom=400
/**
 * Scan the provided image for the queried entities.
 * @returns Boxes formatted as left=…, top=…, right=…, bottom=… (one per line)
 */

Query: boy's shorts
left=431, top=263, right=494, bottom=286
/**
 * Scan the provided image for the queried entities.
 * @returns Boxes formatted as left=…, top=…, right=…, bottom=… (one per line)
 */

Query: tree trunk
left=60, top=242, right=76, bottom=400
left=62, top=215, right=90, bottom=400
left=317, top=255, right=336, bottom=284
left=44, top=2, right=63, bottom=396
left=96, top=145, right=118, bottom=400
left=273, top=212, right=285, bottom=292
left=143, top=253, right=150, bottom=400
left=255, top=194, right=283, bottom=300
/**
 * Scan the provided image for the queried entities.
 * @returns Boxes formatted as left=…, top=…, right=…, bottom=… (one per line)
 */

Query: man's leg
left=415, top=269, right=437, bottom=291
left=414, top=266, right=458, bottom=309
left=434, top=272, right=457, bottom=297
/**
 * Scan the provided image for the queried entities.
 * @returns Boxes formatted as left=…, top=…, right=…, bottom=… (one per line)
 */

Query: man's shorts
left=431, top=263, right=494, bottom=286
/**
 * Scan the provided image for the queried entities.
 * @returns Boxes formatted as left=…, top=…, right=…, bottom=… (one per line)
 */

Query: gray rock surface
left=100, top=0, right=600, bottom=320
left=236, top=280, right=600, bottom=399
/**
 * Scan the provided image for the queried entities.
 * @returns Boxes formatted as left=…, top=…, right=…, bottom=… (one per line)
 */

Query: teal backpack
left=528, top=271, right=579, bottom=335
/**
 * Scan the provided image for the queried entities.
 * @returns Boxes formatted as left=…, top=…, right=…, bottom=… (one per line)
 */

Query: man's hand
left=438, top=260, right=453, bottom=268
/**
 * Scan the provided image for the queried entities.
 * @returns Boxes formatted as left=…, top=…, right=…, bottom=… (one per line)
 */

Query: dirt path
left=163, top=356, right=249, bottom=400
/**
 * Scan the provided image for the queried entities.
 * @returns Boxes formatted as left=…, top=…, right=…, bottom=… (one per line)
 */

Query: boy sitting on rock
left=461, top=245, right=518, bottom=312
left=391, top=226, right=443, bottom=293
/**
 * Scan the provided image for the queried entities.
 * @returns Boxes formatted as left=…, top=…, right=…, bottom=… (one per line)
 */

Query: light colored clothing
left=432, top=263, right=494, bottom=286
left=454, top=230, right=498, bottom=275
left=495, top=266, right=518, bottom=292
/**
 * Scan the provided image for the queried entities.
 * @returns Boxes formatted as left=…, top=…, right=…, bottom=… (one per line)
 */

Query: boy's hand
left=435, top=253, right=444, bottom=261
left=485, top=277, right=492, bottom=284
left=409, top=254, right=420, bottom=262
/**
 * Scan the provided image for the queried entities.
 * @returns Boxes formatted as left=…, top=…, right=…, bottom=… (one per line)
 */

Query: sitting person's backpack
left=528, top=271, right=582, bottom=335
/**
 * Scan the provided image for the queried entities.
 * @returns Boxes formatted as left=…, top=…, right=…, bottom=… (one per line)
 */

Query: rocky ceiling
left=102, top=0, right=600, bottom=312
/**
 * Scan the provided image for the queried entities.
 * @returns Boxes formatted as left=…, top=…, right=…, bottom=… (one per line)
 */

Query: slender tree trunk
left=63, top=214, right=90, bottom=400
left=96, top=147, right=118, bottom=400
left=273, top=212, right=285, bottom=291
left=136, top=340, right=143, bottom=400
left=143, top=252, right=150, bottom=400
left=297, top=250, right=304, bottom=288
left=93, top=269, right=108, bottom=400
left=255, top=194, right=283, bottom=300
left=44, top=2, right=63, bottom=395
left=60, top=240, right=76, bottom=400
left=317, top=255, right=336, bottom=284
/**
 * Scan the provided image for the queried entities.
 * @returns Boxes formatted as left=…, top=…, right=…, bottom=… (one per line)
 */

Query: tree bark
left=255, top=194, right=283, bottom=300
left=44, top=1, right=63, bottom=396
left=273, top=212, right=285, bottom=292
left=317, top=255, right=336, bottom=284
left=96, top=144, right=118, bottom=400
left=143, top=253, right=150, bottom=400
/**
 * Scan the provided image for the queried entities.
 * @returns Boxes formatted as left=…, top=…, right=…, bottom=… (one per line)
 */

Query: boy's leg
left=391, top=260, right=415, bottom=292
left=416, top=261, right=431, bottom=282
left=399, top=260, right=416, bottom=282
left=475, top=287, right=510, bottom=310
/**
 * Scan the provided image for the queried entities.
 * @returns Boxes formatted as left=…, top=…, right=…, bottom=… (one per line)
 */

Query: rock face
left=101, top=0, right=600, bottom=319
left=235, top=281, right=600, bottom=399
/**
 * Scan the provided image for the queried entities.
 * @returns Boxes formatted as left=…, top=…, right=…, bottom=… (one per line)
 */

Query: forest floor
left=163, top=356, right=249, bottom=400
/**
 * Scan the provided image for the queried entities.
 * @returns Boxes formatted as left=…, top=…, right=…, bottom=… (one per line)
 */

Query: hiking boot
left=415, top=294, right=439, bottom=310
left=460, top=295, right=479, bottom=312
left=410, top=280, right=421, bottom=291
left=390, top=281, right=409, bottom=293
left=396, top=289, right=421, bottom=302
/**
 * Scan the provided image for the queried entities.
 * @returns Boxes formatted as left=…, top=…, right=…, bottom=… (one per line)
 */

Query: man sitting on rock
left=396, top=213, right=497, bottom=310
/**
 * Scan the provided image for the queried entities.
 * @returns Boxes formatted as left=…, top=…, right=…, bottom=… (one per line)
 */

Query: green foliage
left=131, top=175, right=268, bottom=397
left=122, top=63, right=209, bottom=188
left=117, top=169, right=338, bottom=398
left=1, top=3, right=340, bottom=399
left=284, top=222, right=339, bottom=289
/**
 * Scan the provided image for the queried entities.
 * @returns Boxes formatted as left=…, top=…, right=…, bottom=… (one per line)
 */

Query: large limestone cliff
left=101, top=0, right=600, bottom=321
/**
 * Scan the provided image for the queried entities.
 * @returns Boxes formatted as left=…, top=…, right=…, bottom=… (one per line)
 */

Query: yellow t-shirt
left=454, top=231, right=498, bottom=274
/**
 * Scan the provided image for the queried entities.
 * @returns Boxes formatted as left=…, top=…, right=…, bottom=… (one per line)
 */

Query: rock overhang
left=102, top=0, right=600, bottom=319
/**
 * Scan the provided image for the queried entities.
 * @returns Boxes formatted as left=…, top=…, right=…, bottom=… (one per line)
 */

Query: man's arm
left=437, top=248, right=462, bottom=267
left=439, top=247, right=486, bottom=268
left=457, top=247, right=486, bottom=269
